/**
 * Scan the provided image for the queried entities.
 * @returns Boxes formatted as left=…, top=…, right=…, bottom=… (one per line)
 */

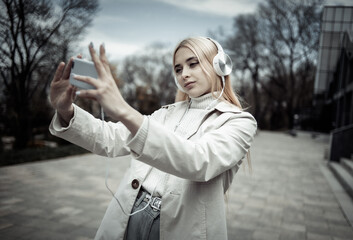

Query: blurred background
left=0, top=0, right=352, bottom=169
left=1, top=0, right=353, bottom=239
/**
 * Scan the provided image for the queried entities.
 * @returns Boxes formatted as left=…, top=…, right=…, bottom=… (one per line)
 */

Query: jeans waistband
left=137, top=188, right=162, bottom=211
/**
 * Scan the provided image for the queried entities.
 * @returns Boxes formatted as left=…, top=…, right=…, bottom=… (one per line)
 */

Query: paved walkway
left=0, top=131, right=353, bottom=240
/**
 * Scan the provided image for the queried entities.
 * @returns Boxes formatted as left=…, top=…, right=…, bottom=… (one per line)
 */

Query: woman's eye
left=175, top=68, right=182, bottom=74
left=190, top=62, right=199, bottom=68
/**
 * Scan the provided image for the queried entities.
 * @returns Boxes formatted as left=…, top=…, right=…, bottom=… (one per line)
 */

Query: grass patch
left=0, top=144, right=89, bottom=167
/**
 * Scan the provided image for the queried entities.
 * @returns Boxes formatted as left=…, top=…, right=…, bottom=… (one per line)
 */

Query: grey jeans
left=124, top=190, right=160, bottom=240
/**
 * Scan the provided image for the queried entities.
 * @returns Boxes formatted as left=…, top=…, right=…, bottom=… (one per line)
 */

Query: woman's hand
left=73, top=43, right=143, bottom=135
left=50, top=56, right=81, bottom=124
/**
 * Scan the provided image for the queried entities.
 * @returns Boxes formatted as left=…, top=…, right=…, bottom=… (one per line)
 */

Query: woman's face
left=174, top=47, right=212, bottom=98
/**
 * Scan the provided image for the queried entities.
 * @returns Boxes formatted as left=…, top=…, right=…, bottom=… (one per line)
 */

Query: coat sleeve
left=49, top=104, right=136, bottom=157
left=126, top=111, right=257, bottom=182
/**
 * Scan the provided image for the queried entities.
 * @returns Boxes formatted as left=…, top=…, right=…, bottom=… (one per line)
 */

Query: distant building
left=314, top=5, right=353, bottom=161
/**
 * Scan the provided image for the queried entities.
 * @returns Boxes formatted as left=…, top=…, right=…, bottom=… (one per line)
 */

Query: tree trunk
left=13, top=100, right=31, bottom=149
left=252, top=67, right=260, bottom=123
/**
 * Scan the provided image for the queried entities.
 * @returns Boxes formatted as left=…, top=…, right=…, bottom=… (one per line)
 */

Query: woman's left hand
left=73, top=43, right=143, bottom=135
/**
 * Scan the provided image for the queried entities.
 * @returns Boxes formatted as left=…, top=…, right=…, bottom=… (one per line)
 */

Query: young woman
left=49, top=36, right=257, bottom=240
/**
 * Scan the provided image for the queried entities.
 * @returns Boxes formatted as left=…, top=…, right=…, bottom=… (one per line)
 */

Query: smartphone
left=69, top=58, right=98, bottom=89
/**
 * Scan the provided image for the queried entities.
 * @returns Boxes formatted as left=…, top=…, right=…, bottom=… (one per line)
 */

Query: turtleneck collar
left=189, top=92, right=219, bottom=109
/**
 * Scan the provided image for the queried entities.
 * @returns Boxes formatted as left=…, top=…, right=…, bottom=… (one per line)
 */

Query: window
left=321, top=49, right=330, bottom=70
left=333, top=22, right=342, bottom=32
left=329, top=49, right=340, bottom=69
left=326, top=7, right=335, bottom=21
left=322, top=32, right=331, bottom=47
left=335, top=8, right=343, bottom=22
left=342, top=23, right=351, bottom=32
left=323, top=22, right=333, bottom=32
left=343, top=8, right=353, bottom=21
left=331, top=33, right=341, bottom=48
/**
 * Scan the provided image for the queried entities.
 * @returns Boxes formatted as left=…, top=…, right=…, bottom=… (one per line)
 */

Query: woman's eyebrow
left=174, top=57, right=198, bottom=69
left=186, top=57, right=197, bottom=62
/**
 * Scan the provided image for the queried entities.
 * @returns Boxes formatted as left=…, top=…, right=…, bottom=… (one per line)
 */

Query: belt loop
left=136, top=188, right=162, bottom=211
left=144, top=193, right=162, bottom=211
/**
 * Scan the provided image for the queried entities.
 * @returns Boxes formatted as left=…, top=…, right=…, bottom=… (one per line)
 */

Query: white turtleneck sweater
left=142, top=93, right=218, bottom=196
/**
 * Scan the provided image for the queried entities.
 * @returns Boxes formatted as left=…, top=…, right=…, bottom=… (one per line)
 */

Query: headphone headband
left=206, top=37, right=225, bottom=53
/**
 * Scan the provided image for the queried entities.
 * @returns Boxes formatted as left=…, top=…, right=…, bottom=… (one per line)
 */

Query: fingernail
left=70, top=73, right=76, bottom=78
left=89, top=42, right=94, bottom=48
left=102, top=42, right=105, bottom=49
left=75, top=91, right=81, bottom=95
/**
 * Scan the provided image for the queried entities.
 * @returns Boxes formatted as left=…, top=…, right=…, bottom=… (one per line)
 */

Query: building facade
left=314, top=5, right=353, bottom=161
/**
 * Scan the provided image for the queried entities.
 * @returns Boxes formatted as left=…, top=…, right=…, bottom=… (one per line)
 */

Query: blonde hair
left=173, top=36, right=252, bottom=172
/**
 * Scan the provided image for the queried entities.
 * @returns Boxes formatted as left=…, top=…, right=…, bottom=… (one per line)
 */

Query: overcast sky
left=80, top=0, right=353, bottom=60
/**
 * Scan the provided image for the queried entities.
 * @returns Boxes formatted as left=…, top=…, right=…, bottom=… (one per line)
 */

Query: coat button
left=131, top=179, right=139, bottom=189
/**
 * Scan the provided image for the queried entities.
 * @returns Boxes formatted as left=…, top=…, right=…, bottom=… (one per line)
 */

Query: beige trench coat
left=49, top=100, right=257, bottom=240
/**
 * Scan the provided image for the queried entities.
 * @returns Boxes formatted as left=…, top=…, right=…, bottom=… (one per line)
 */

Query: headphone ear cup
left=213, top=52, right=233, bottom=76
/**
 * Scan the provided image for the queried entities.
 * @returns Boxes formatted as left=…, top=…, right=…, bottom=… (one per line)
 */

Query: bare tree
left=222, top=0, right=322, bottom=130
left=0, top=0, right=99, bottom=149
left=119, top=42, right=175, bottom=114
left=225, top=14, right=264, bottom=126
left=258, top=0, right=322, bottom=128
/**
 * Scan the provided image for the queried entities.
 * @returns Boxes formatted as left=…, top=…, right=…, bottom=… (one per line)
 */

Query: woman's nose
left=181, top=68, right=190, bottom=79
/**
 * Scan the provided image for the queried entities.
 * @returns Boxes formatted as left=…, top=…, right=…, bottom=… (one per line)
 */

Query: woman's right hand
left=49, top=57, right=78, bottom=124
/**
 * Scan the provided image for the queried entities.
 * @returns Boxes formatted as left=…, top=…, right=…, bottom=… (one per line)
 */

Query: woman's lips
left=184, top=81, right=195, bottom=88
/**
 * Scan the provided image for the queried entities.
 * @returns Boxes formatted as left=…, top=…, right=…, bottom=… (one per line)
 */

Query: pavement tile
left=53, top=206, right=83, bottom=216
left=59, top=215, right=91, bottom=226
left=68, top=226, right=97, bottom=239
left=236, top=206, right=263, bottom=218
left=0, top=204, right=27, bottom=217
left=228, top=216, right=261, bottom=232
left=0, top=197, right=24, bottom=205
left=0, top=222, right=13, bottom=230
left=307, top=232, right=332, bottom=240
left=279, top=229, right=306, bottom=240
left=75, top=237, right=92, bottom=240
left=328, top=218, right=352, bottom=226
left=20, top=216, right=72, bottom=232
left=227, top=227, right=253, bottom=240
left=253, top=229, right=280, bottom=240
left=282, top=209, right=305, bottom=223
left=281, top=221, right=306, bottom=232
left=305, top=212, right=330, bottom=223
left=24, top=229, right=72, bottom=240
left=21, top=208, right=46, bottom=217
left=0, top=225, right=36, bottom=239
left=307, top=224, right=334, bottom=236
left=305, top=218, right=330, bottom=229
left=85, top=219, right=102, bottom=230
left=328, top=224, right=353, bottom=238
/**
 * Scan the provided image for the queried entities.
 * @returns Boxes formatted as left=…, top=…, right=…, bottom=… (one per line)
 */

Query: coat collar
left=213, top=100, right=242, bottom=114
left=161, top=99, right=242, bottom=140
left=162, top=99, right=242, bottom=114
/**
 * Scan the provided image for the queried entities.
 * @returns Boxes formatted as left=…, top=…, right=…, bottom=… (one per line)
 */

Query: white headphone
left=174, top=37, right=233, bottom=93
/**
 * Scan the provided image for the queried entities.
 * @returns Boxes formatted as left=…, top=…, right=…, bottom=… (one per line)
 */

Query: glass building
left=315, top=6, right=353, bottom=95
left=314, top=5, right=353, bottom=161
